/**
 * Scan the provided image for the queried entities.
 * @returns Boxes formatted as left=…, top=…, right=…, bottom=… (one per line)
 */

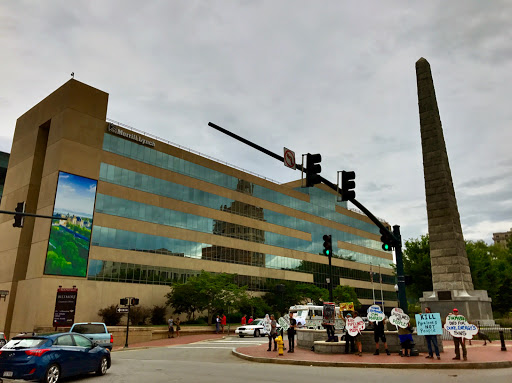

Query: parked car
left=235, top=319, right=281, bottom=338
left=69, top=322, right=113, bottom=350
left=0, top=333, right=110, bottom=382
left=0, top=333, right=6, bottom=348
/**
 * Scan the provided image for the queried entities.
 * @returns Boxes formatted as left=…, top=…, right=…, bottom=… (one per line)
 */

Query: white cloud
left=0, top=0, right=511, bottom=244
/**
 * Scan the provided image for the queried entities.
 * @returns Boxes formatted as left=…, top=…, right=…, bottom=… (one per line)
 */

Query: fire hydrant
left=276, top=335, right=284, bottom=356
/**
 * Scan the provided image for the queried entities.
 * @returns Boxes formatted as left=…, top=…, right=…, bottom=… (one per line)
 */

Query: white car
left=0, top=332, right=7, bottom=347
left=235, top=319, right=281, bottom=338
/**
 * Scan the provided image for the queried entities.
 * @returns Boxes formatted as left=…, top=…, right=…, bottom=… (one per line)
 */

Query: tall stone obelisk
left=416, top=58, right=493, bottom=324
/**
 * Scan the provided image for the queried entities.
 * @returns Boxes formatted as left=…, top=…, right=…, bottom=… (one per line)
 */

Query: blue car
left=0, top=333, right=110, bottom=382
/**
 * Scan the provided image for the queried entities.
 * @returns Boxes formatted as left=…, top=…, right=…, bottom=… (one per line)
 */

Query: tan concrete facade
left=0, top=80, right=396, bottom=338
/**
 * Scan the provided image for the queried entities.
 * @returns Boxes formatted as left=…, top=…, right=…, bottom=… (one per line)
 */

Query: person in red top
left=248, top=316, right=254, bottom=324
left=221, top=314, right=227, bottom=333
left=241, top=315, right=247, bottom=326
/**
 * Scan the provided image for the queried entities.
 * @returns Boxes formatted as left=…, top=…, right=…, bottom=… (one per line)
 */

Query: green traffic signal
left=322, top=234, right=332, bottom=257
left=382, top=243, right=390, bottom=251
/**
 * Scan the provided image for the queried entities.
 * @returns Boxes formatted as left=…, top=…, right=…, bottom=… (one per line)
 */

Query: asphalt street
left=6, top=336, right=512, bottom=383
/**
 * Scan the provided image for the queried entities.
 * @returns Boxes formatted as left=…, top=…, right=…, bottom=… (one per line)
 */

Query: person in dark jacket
left=287, top=312, right=297, bottom=353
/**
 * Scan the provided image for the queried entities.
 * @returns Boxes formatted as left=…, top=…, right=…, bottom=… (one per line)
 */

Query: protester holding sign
left=417, top=307, right=441, bottom=360
left=367, top=305, right=390, bottom=356
left=443, top=308, right=478, bottom=361
left=345, top=311, right=364, bottom=356
left=342, top=312, right=355, bottom=354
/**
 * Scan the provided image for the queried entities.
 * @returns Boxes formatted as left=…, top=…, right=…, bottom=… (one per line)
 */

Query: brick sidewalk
left=234, top=340, right=512, bottom=369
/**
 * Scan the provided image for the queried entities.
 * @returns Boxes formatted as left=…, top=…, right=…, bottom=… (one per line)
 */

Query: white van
left=289, top=303, right=345, bottom=330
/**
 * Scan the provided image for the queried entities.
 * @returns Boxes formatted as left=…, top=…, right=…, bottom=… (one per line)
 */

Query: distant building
left=0, top=151, right=9, bottom=203
left=493, top=228, right=512, bottom=247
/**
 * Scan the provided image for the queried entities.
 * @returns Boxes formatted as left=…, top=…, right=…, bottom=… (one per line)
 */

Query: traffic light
left=380, top=228, right=394, bottom=251
left=305, top=153, right=322, bottom=187
left=120, top=298, right=128, bottom=305
left=13, top=202, right=26, bottom=228
left=130, top=298, right=139, bottom=306
left=322, top=234, right=332, bottom=257
left=341, top=171, right=356, bottom=201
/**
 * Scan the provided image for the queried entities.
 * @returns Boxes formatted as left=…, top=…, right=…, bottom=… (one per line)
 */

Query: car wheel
left=42, top=363, right=60, bottom=383
left=238, top=335, right=245, bottom=338
left=254, top=329, right=260, bottom=337
left=96, top=356, right=109, bottom=376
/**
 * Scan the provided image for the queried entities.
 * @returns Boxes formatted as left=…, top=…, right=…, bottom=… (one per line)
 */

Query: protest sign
left=346, top=316, right=365, bottom=336
left=367, top=304, right=386, bottom=323
left=323, top=302, right=335, bottom=325
left=389, top=307, right=410, bottom=328
left=340, top=302, right=354, bottom=311
left=443, top=314, right=479, bottom=339
left=415, top=313, right=443, bottom=335
left=278, top=316, right=290, bottom=331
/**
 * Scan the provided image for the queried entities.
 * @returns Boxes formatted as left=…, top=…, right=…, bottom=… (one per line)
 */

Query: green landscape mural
left=44, top=172, right=97, bottom=277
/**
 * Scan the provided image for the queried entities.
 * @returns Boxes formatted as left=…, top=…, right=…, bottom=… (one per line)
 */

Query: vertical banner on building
left=44, top=172, right=97, bottom=277
left=53, top=287, right=78, bottom=327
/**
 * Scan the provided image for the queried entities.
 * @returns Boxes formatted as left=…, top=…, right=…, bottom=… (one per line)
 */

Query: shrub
left=183, top=316, right=208, bottom=325
left=151, top=305, right=167, bottom=325
left=98, top=305, right=123, bottom=326
left=129, top=306, right=152, bottom=325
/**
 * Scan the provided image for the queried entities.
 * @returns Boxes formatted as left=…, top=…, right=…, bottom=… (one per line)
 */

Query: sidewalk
left=233, top=340, right=512, bottom=369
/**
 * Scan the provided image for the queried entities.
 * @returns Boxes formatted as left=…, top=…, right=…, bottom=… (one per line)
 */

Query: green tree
left=165, top=271, right=248, bottom=324
left=402, top=234, right=432, bottom=301
left=333, top=285, right=361, bottom=309
left=263, top=281, right=329, bottom=317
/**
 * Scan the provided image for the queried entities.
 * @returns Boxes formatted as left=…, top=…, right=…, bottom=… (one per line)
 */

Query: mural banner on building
left=44, top=172, right=97, bottom=277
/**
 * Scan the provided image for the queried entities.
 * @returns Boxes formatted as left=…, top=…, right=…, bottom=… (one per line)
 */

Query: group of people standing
left=167, top=317, right=181, bottom=338
left=266, top=312, right=297, bottom=353
left=215, top=314, right=227, bottom=334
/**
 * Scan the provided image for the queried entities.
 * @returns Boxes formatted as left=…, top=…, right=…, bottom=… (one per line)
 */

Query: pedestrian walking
left=215, top=315, right=220, bottom=334
left=267, top=314, right=278, bottom=352
left=175, top=318, right=181, bottom=338
left=221, top=314, right=227, bottom=334
left=451, top=308, right=467, bottom=361
left=287, top=312, right=296, bottom=353
left=168, top=317, right=174, bottom=338
left=424, top=307, right=440, bottom=360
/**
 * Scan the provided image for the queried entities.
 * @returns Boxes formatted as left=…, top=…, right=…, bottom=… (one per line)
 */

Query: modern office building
left=0, top=80, right=396, bottom=337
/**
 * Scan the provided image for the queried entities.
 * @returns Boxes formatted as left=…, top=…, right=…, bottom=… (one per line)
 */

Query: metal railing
left=106, top=118, right=281, bottom=184
left=442, top=325, right=512, bottom=341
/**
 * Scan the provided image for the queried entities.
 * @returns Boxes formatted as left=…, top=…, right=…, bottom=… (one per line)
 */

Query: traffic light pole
left=0, top=210, right=59, bottom=220
left=208, top=122, right=407, bottom=310
left=328, top=252, right=333, bottom=302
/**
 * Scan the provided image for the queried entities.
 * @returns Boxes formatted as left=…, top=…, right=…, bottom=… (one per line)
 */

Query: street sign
left=283, top=147, right=296, bottom=169
left=52, top=287, right=78, bottom=327
left=116, top=307, right=129, bottom=313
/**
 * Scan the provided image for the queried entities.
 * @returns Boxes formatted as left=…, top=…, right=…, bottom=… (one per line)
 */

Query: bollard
left=499, top=330, right=506, bottom=351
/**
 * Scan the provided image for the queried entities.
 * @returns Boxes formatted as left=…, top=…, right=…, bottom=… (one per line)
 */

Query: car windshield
left=72, top=324, right=105, bottom=334
left=3, top=338, right=46, bottom=349
left=252, top=320, right=262, bottom=326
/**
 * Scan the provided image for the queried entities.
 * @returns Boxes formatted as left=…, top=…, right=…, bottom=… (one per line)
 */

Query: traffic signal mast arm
left=208, top=121, right=399, bottom=243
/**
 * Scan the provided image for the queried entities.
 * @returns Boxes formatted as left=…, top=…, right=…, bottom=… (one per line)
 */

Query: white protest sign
left=367, top=305, right=386, bottom=323
left=389, top=307, right=410, bottom=328
left=443, top=314, right=479, bottom=339
left=346, top=316, right=365, bottom=336
left=278, top=316, right=290, bottom=332
left=263, top=314, right=271, bottom=333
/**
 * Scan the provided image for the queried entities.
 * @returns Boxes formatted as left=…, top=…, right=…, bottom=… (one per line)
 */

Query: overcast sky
left=1, top=1, right=511, bottom=244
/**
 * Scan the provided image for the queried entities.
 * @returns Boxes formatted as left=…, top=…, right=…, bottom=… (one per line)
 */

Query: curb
left=231, top=349, right=512, bottom=370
